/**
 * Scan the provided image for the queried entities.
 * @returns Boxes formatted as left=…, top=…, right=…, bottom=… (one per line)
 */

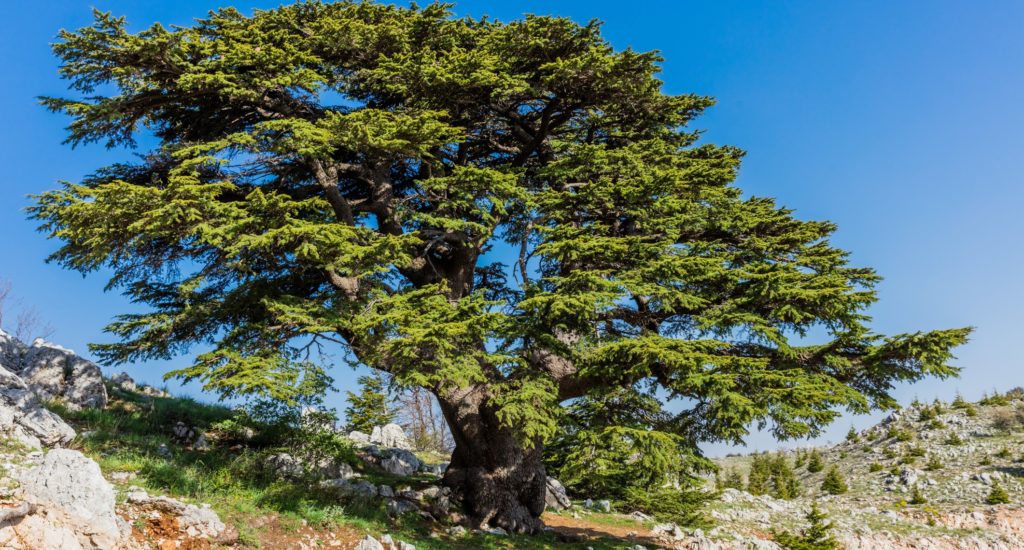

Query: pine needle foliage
left=774, top=502, right=840, bottom=550
left=820, top=465, right=848, bottom=495
left=344, top=374, right=394, bottom=433
left=32, top=0, right=970, bottom=504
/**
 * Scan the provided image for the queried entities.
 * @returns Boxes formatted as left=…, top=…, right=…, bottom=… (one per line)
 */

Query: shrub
left=908, top=445, right=927, bottom=457
left=980, top=456, right=993, bottom=466
left=945, top=432, right=964, bottom=446
left=991, top=409, right=1017, bottom=434
left=965, top=404, right=979, bottom=417
left=918, top=407, right=937, bottom=422
left=749, top=453, right=801, bottom=499
left=986, top=482, right=1011, bottom=505
left=806, top=450, right=824, bottom=473
left=996, top=447, right=1012, bottom=459
left=869, top=463, right=884, bottom=473
left=883, top=447, right=898, bottom=459
left=846, top=427, right=859, bottom=443
left=773, top=502, right=839, bottom=550
left=928, top=419, right=945, bottom=430
left=952, top=393, right=969, bottom=409
left=925, top=455, right=943, bottom=471
left=717, top=467, right=745, bottom=491
left=980, top=392, right=1010, bottom=407
left=887, top=428, right=913, bottom=442
left=620, top=485, right=712, bottom=525
left=900, top=456, right=917, bottom=465
left=821, top=466, right=848, bottom=495
left=909, top=484, right=927, bottom=505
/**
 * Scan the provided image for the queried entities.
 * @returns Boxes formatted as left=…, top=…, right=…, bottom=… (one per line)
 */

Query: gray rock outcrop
left=370, top=423, right=413, bottom=450
left=545, top=476, right=571, bottom=511
left=0, top=331, right=106, bottom=410
left=0, top=364, right=75, bottom=448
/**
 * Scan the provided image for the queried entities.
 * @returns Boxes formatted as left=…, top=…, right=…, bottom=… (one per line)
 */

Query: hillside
left=2, top=329, right=1024, bottom=549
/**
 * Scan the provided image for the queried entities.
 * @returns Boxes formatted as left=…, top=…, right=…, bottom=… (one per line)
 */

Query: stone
left=15, top=448, right=120, bottom=548
left=380, top=448, right=423, bottom=477
left=386, top=499, right=419, bottom=516
left=267, top=452, right=303, bottom=479
left=0, top=329, right=27, bottom=371
left=19, top=339, right=107, bottom=410
left=110, top=372, right=136, bottom=391
left=354, top=535, right=385, bottom=550
left=370, top=423, right=413, bottom=450
left=545, top=476, right=572, bottom=511
left=651, top=522, right=685, bottom=540
left=446, top=525, right=467, bottom=537
left=125, top=490, right=234, bottom=542
left=0, top=364, right=75, bottom=448
left=348, top=430, right=371, bottom=445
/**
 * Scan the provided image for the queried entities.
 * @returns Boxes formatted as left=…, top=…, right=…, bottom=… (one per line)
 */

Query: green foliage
left=952, top=393, right=969, bottom=409
left=546, top=388, right=712, bottom=512
left=986, top=482, right=1011, bottom=505
left=344, top=375, right=394, bottom=433
left=907, top=445, right=926, bottom=457
left=32, top=0, right=972, bottom=454
left=980, top=392, right=1011, bottom=407
left=925, top=455, right=943, bottom=471
left=909, top=484, right=927, bottom=505
left=806, top=449, right=824, bottom=473
left=845, top=426, right=859, bottom=443
left=991, top=409, right=1018, bottom=434
left=945, top=432, right=964, bottom=446
left=979, top=456, right=993, bottom=466
left=748, top=453, right=800, bottom=499
left=887, top=427, right=913, bottom=442
left=619, top=485, right=712, bottom=525
left=869, top=462, right=884, bottom=473
left=773, top=502, right=839, bottom=550
left=996, top=447, right=1012, bottom=459
left=820, top=466, right=847, bottom=495
left=717, top=467, right=745, bottom=491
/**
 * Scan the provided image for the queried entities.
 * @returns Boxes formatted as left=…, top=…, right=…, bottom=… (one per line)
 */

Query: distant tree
left=952, top=393, right=969, bottom=409
left=395, top=386, right=452, bottom=452
left=986, top=482, right=1011, bottom=505
left=747, top=454, right=773, bottom=496
left=909, top=484, right=927, bottom=505
left=717, top=467, right=745, bottom=491
left=806, top=449, right=825, bottom=473
left=773, top=501, right=840, bottom=550
left=820, top=466, right=848, bottom=495
left=772, top=454, right=801, bottom=500
left=344, top=374, right=394, bottom=433
left=845, top=426, right=859, bottom=443
left=32, top=1, right=972, bottom=532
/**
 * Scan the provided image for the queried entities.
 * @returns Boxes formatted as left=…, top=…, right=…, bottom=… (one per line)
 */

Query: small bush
left=952, top=393, right=969, bottom=409
left=980, top=456, right=993, bottom=466
left=806, top=449, right=824, bottom=473
left=996, top=447, right=1012, bottom=459
left=883, top=447, right=898, bottom=459
left=820, top=466, right=848, bottom=495
left=909, top=484, right=927, bottom=505
left=980, top=392, right=1010, bottom=407
left=945, top=432, right=965, bottom=446
left=965, top=404, right=979, bottom=417
left=869, top=463, right=884, bottom=473
left=773, top=502, right=839, bottom=550
left=986, top=482, right=1011, bottom=505
left=908, top=445, right=926, bottom=457
left=928, top=419, right=945, bottom=430
left=991, top=410, right=1017, bottom=434
left=717, top=467, right=745, bottom=491
left=846, top=427, right=859, bottom=443
left=925, top=455, right=943, bottom=471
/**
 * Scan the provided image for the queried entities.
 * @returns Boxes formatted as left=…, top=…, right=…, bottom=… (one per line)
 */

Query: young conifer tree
left=345, top=374, right=394, bottom=433
left=33, top=1, right=970, bottom=532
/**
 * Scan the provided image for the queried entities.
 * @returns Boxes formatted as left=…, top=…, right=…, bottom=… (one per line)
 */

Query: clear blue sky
left=1, top=1, right=1021, bottom=455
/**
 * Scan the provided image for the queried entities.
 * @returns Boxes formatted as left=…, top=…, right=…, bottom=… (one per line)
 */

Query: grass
left=43, top=385, right=635, bottom=549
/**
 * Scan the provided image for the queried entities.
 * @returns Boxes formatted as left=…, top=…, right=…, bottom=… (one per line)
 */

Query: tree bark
left=437, top=384, right=547, bottom=534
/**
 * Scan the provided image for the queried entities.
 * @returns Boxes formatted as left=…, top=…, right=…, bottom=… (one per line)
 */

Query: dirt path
left=542, top=512, right=661, bottom=546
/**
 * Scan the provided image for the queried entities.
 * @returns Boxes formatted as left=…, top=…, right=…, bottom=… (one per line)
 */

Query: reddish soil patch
left=542, top=512, right=660, bottom=545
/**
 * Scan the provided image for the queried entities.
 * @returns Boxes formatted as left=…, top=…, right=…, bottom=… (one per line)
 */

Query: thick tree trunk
left=437, top=385, right=547, bottom=534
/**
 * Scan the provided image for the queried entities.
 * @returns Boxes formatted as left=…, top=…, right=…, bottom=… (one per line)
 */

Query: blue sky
left=1, top=1, right=1021, bottom=455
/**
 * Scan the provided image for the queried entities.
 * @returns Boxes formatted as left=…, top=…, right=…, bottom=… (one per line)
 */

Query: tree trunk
left=437, top=385, right=547, bottom=534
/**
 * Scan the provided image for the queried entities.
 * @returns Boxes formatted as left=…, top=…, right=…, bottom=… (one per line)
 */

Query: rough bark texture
left=438, top=385, right=547, bottom=534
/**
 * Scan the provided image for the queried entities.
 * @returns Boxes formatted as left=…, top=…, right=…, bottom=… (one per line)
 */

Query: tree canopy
left=32, top=0, right=970, bottom=531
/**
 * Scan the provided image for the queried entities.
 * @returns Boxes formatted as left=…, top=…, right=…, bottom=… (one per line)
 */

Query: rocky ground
left=2, top=326, right=1023, bottom=549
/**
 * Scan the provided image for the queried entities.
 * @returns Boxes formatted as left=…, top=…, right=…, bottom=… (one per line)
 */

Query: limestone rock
left=14, top=448, right=120, bottom=549
left=355, top=535, right=385, bottom=550
left=348, top=430, right=371, bottom=445
left=545, top=476, right=572, bottom=511
left=125, top=489, right=236, bottom=543
left=0, top=364, right=76, bottom=448
left=18, top=339, right=107, bottom=410
left=370, top=423, right=413, bottom=450
left=381, top=448, right=423, bottom=476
